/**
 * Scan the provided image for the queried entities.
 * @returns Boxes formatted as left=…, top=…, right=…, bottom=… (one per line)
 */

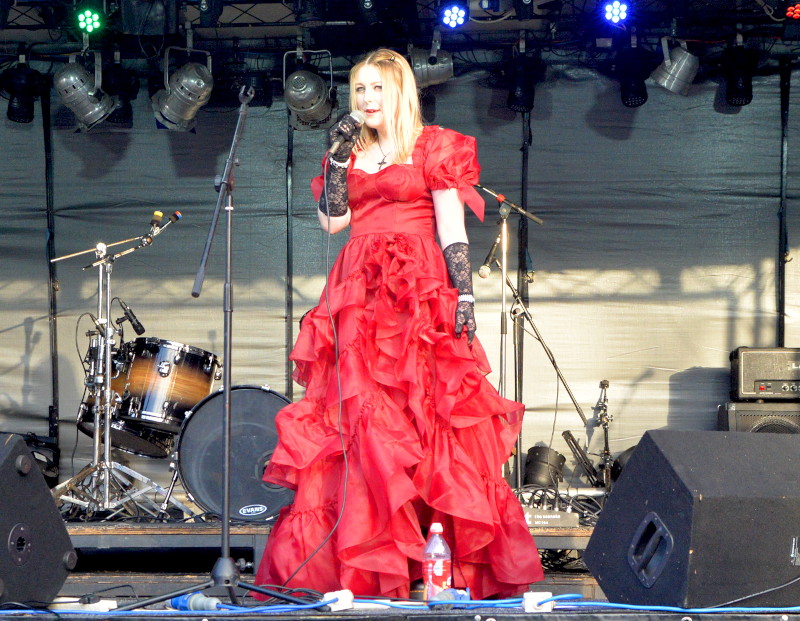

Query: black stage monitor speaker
left=583, top=429, right=800, bottom=608
left=0, top=433, right=76, bottom=605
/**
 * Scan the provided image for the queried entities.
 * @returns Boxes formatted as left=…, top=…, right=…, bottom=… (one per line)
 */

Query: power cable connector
left=323, top=589, right=354, bottom=611
left=523, top=591, right=555, bottom=612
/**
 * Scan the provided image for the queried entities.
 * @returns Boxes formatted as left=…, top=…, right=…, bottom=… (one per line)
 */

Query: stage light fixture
left=650, top=37, right=698, bottom=96
left=152, top=47, right=213, bottom=131
left=293, top=0, right=325, bottom=27
left=512, top=0, right=534, bottom=19
left=54, top=54, right=116, bottom=130
left=616, top=45, right=648, bottom=108
left=506, top=51, right=544, bottom=112
left=103, top=53, right=139, bottom=125
left=283, top=51, right=337, bottom=130
left=784, top=1, right=800, bottom=18
left=722, top=43, right=758, bottom=107
left=1, top=55, right=43, bottom=123
left=354, top=0, right=382, bottom=25
left=76, top=7, right=101, bottom=32
left=409, top=31, right=454, bottom=88
left=439, top=1, right=468, bottom=28
left=603, top=0, right=627, bottom=24
left=409, top=48, right=454, bottom=88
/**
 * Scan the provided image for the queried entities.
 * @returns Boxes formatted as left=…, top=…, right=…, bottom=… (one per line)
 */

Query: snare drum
left=176, top=386, right=294, bottom=521
left=117, top=337, right=221, bottom=432
left=77, top=402, right=175, bottom=458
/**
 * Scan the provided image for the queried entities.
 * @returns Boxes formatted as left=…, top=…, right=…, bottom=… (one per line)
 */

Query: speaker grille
left=748, top=416, right=800, bottom=434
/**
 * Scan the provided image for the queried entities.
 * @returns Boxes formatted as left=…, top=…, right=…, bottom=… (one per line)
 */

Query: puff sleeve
left=421, top=126, right=485, bottom=221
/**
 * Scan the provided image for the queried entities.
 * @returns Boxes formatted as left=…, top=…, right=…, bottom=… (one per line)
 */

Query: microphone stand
left=476, top=185, right=588, bottom=486
left=502, top=270, right=588, bottom=427
left=117, top=87, right=315, bottom=612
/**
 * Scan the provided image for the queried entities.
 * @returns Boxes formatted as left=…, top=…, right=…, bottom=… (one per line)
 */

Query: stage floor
left=31, top=524, right=799, bottom=621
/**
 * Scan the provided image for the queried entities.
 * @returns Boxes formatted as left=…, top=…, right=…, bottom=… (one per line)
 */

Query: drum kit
left=51, top=220, right=294, bottom=522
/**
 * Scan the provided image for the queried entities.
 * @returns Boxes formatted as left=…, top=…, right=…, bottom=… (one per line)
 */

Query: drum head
left=177, top=386, right=294, bottom=521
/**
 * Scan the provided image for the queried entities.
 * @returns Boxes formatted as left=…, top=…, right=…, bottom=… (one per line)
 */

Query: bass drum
left=177, top=386, right=294, bottom=521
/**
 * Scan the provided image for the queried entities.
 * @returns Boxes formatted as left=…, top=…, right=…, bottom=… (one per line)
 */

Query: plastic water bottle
left=422, top=522, right=452, bottom=600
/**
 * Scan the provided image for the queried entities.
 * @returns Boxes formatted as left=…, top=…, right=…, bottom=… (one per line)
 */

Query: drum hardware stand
left=594, top=379, right=614, bottom=490
left=51, top=220, right=192, bottom=520
left=117, top=87, right=312, bottom=612
left=560, top=381, right=615, bottom=493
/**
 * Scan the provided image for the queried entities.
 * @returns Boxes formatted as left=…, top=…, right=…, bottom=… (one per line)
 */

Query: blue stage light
left=603, top=0, right=628, bottom=23
left=440, top=2, right=468, bottom=28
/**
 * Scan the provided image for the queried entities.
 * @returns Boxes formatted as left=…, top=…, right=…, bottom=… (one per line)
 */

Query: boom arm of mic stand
left=193, top=86, right=254, bottom=299
left=504, top=273, right=588, bottom=425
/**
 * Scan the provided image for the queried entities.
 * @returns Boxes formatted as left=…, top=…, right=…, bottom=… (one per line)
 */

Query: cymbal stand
left=594, top=380, right=614, bottom=490
left=51, top=228, right=193, bottom=520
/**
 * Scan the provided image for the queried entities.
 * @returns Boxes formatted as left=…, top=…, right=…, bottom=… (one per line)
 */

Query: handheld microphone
left=478, top=234, right=501, bottom=279
left=328, top=110, right=366, bottom=157
left=118, top=300, right=145, bottom=335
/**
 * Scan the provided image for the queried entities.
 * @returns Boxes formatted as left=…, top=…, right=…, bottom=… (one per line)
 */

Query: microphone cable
left=281, top=154, right=351, bottom=588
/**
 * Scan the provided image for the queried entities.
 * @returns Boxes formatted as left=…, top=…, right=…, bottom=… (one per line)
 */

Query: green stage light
left=77, top=8, right=101, bottom=32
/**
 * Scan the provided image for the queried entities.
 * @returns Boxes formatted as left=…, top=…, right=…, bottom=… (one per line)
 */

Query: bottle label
left=422, top=558, right=452, bottom=600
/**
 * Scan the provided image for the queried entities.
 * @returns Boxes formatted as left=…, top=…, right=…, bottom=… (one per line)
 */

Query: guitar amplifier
left=730, top=347, right=800, bottom=400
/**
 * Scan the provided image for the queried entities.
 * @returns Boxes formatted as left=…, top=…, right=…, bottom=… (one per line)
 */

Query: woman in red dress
left=254, top=48, right=543, bottom=600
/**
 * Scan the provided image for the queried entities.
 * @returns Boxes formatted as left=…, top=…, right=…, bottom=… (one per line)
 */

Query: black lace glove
left=318, top=161, right=349, bottom=217
left=328, top=114, right=360, bottom=164
left=443, top=242, right=476, bottom=343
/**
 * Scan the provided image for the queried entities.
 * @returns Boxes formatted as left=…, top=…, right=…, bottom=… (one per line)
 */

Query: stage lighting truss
left=282, top=49, right=337, bottom=131
left=0, top=53, right=43, bottom=123
left=54, top=52, right=117, bottom=130
left=152, top=46, right=213, bottom=131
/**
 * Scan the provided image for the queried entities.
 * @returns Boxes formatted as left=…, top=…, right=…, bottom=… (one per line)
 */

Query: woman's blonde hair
left=349, top=48, right=424, bottom=165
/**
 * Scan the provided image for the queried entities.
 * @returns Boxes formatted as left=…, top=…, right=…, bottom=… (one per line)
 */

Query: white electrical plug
left=523, top=591, right=555, bottom=612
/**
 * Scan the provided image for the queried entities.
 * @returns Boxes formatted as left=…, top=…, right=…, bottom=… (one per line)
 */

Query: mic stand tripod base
left=53, top=460, right=195, bottom=520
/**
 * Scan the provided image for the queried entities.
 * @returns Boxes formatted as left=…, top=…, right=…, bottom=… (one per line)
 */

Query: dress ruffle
left=256, top=232, right=543, bottom=599
left=256, top=126, right=542, bottom=600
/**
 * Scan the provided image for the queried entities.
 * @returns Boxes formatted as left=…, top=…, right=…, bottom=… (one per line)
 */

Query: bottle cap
left=430, top=522, right=443, bottom=534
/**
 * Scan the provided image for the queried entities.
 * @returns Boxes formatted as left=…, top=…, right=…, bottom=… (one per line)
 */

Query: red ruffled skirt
left=255, top=231, right=544, bottom=599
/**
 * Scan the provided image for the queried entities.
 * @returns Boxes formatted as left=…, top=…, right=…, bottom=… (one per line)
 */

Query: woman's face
left=353, top=64, right=388, bottom=133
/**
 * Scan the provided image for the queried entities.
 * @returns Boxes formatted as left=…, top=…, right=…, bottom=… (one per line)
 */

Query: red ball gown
left=254, top=126, right=544, bottom=599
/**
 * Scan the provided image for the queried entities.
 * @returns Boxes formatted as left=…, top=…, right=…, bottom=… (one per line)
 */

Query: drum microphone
left=478, top=234, right=501, bottom=279
left=119, top=300, right=146, bottom=335
left=328, top=110, right=365, bottom=157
